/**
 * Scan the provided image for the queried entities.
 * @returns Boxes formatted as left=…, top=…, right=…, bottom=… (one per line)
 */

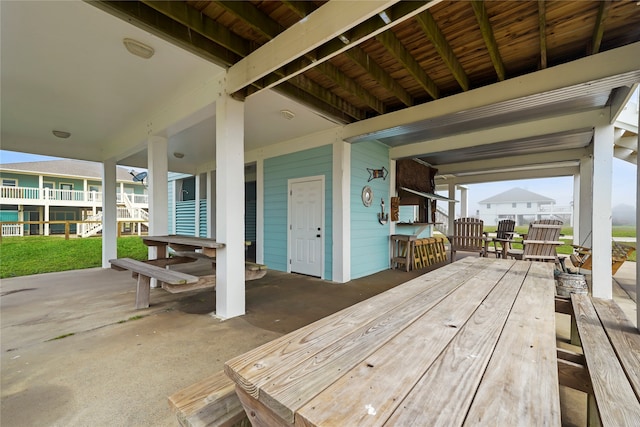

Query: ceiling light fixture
left=123, top=38, right=155, bottom=59
left=280, top=109, right=296, bottom=120
left=52, top=130, right=71, bottom=139
left=338, top=34, right=350, bottom=45
left=173, top=152, right=184, bottom=159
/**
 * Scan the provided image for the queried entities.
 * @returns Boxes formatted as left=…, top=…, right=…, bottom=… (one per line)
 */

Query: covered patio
left=0, top=256, right=636, bottom=426
left=1, top=0, right=638, bottom=321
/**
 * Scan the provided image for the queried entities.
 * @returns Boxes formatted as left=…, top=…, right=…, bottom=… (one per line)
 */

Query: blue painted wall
left=350, top=141, right=391, bottom=279
left=264, top=145, right=333, bottom=278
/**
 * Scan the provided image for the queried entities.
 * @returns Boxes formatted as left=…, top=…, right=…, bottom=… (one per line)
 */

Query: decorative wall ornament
left=367, top=166, right=388, bottom=182
left=361, top=186, right=373, bottom=207
left=378, top=198, right=389, bottom=225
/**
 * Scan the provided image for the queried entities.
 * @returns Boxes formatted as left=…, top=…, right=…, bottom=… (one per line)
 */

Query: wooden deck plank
left=296, top=259, right=519, bottom=427
left=571, top=294, right=640, bottom=425
left=382, top=261, right=528, bottom=426
left=592, top=297, right=640, bottom=401
left=260, top=260, right=515, bottom=424
left=225, top=258, right=491, bottom=421
left=464, top=261, right=560, bottom=426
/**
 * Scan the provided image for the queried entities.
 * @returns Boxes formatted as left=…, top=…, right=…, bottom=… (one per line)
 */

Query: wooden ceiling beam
left=471, top=1, right=506, bottom=81
left=415, top=10, right=470, bottom=91
left=376, top=30, right=440, bottom=100
left=538, top=0, right=547, bottom=70
left=591, top=0, right=612, bottom=55
left=89, top=0, right=239, bottom=67
left=218, top=0, right=379, bottom=114
left=140, top=0, right=249, bottom=57
left=345, top=47, right=414, bottom=107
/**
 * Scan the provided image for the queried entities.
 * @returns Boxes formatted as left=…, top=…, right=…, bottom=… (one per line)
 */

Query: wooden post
left=65, top=221, right=70, bottom=240
left=0, top=222, right=3, bottom=242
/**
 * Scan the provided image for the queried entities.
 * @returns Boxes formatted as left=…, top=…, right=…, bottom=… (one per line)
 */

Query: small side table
left=391, top=234, right=417, bottom=272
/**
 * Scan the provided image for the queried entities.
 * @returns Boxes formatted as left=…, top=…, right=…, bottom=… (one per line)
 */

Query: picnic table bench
left=109, top=257, right=267, bottom=309
left=556, top=294, right=640, bottom=426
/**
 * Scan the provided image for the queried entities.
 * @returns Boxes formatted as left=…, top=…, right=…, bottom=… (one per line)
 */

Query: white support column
left=256, top=157, right=264, bottom=265
left=215, top=93, right=245, bottom=319
left=448, top=183, right=456, bottom=232
left=148, top=136, right=169, bottom=288
left=459, top=186, right=468, bottom=217
left=572, top=174, right=580, bottom=233
left=206, top=170, right=215, bottom=238
left=636, top=103, right=639, bottom=330
left=44, top=204, right=50, bottom=236
left=591, top=122, right=614, bottom=299
left=332, top=138, right=351, bottom=283
left=195, top=173, right=201, bottom=236
left=578, top=155, right=593, bottom=248
left=102, top=159, right=118, bottom=268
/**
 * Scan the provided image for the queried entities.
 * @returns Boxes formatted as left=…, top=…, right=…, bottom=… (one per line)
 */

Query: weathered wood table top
left=225, top=257, right=560, bottom=426
left=143, top=235, right=225, bottom=258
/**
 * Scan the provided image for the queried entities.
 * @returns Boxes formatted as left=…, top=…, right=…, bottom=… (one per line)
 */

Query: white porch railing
left=1, top=223, right=23, bottom=237
left=0, top=186, right=149, bottom=205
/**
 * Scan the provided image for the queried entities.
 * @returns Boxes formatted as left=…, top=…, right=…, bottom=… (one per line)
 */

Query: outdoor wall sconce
left=367, top=167, right=388, bottom=182
left=378, top=198, right=388, bottom=225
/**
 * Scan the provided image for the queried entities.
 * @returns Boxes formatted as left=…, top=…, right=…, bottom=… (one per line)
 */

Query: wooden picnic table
left=224, top=257, right=560, bottom=426
left=142, top=235, right=226, bottom=259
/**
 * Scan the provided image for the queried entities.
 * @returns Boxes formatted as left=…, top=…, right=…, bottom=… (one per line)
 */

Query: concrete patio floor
left=1, top=255, right=636, bottom=427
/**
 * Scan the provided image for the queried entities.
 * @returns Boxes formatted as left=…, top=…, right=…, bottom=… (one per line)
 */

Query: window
left=512, top=203, right=517, bottom=208
left=43, top=182, right=54, bottom=189
left=527, top=202, right=532, bottom=208
left=486, top=204, right=491, bottom=209
left=2, top=178, right=17, bottom=187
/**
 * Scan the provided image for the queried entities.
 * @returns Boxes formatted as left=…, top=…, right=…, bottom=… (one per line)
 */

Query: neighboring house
left=0, top=159, right=148, bottom=237
left=477, top=187, right=572, bottom=226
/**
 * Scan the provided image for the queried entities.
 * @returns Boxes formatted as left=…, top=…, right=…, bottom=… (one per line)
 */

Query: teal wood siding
left=350, top=141, right=391, bottom=279
left=199, top=199, right=207, bottom=236
left=168, top=181, right=175, bottom=234
left=176, top=200, right=196, bottom=235
left=0, top=173, right=37, bottom=187
left=264, top=145, right=333, bottom=278
left=0, top=211, right=19, bottom=221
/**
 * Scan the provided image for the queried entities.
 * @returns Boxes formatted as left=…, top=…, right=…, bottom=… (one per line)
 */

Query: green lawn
left=0, top=236, right=148, bottom=279
left=483, top=226, right=636, bottom=262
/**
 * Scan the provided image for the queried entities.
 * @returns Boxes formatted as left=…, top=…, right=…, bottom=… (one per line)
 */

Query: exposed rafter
left=591, top=0, right=612, bottom=54
left=375, top=30, right=440, bottom=99
left=136, top=0, right=366, bottom=122
left=345, top=47, right=414, bottom=107
left=538, top=0, right=547, bottom=69
left=415, top=10, right=470, bottom=91
left=471, top=1, right=506, bottom=81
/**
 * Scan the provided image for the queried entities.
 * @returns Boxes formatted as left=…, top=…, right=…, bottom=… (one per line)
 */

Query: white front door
left=289, top=177, right=323, bottom=278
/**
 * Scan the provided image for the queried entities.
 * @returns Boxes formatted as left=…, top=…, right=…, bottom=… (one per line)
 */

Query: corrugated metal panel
left=176, top=200, right=196, bottom=236
left=350, top=141, right=391, bottom=279
left=264, top=145, right=333, bottom=277
left=346, top=71, right=640, bottom=147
